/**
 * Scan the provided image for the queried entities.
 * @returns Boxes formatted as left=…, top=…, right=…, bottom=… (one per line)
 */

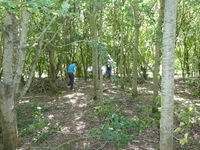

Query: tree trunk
left=0, top=32, right=3, bottom=80
left=160, top=0, right=178, bottom=149
left=90, top=7, right=100, bottom=100
left=132, top=4, right=140, bottom=97
left=0, top=10, right=18, bottom=150
left=48, top=46, right=58, bottom=93
left=98, top=1, right=104, bottom=101
left=153, top=0, right=164, bottom=100
left=13, top=10, right=30, bottom=98
left=119, top=19, right=125, bottom=89
left=80, top=45, right=87, bottom=81
left=183, top=39, right=190, bottom=77
left=0, top=85, right=18, bottom=150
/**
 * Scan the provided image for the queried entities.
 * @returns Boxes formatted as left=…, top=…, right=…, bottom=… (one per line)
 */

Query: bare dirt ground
left=17, top=78, right=200, bottom=150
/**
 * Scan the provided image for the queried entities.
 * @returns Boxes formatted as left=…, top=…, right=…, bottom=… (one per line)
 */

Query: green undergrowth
left=89, top=98, right=148, bottom=149
left=186, top=78, right=200, bottom=96
left=174, top=100, right=200, bottom=146
left=17, top=103, right=61, bottom=143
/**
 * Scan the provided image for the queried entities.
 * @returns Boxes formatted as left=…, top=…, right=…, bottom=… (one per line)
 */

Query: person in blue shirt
left=67, top=61, right=77, bottom=90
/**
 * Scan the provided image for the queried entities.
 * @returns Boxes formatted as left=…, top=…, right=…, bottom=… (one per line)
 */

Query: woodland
left=0, top=0, right=199, bottom=150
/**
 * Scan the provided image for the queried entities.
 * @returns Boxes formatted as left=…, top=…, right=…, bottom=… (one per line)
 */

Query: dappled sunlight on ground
left=61, top=126, right=70, bottom=134
left=69, top=98, right=78, bottom=105
left=18, top=78, right=199, bottom=150
left=138, top=87, right=148, bottom=90
left=75, top=121, right=86, bottom=132
left=47, top=114, right=54, bottom=120
left=19, top=100, right=30, bottom=104
left=77, top=103, right=87, bottom=108
left=174, top=96, right=185, bottom=101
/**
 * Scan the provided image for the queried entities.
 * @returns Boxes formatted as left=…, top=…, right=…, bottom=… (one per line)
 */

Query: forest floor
left=17, top=77, right=200, bottom=150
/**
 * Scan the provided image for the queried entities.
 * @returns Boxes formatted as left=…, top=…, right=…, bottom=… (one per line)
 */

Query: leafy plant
left=186, top=78, right=200, bottom=96
left=111, top=75, right=120, bottom=86
left=17, top=103, right=61, bottom=142
left=174, top=102, right=199, bottom=146
left=91, top=102, right=146, bottom=148
left=135, top=104, right=143, bottom=112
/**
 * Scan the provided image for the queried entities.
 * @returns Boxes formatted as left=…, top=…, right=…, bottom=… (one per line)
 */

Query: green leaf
left=61, top=1, right=70, bottom=10
left=174, top=127, right=181, bottom=133
left=8, top=2, right=17, bottom=8
left=179, top=133, right=189, bottom=145
left=180, top=122, right=185, bottom=127
left=28, top=7, right=40, bottom=13
left=1, top=2, right=10, bottom=8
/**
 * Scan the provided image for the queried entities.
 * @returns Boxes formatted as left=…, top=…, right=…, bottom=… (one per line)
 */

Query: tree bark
left=119, top=13, right=125, bottom=89
left=90, top=7, right=99, bottom=100
left=98, top=1, right=104, bottom=101
left=0, top=10, right=18, bottom=150
left=160, top=0, right=178, bottom=149
left=153, top=0, right=164, bottom=100
left=13, top=10, right=30, bottom=98
left=48, top=45, right=58, bottom=93
left=0, top=32, right=3, bottom=80
left=80, top=45, right=88, bottom=81
left=132, top=4, right=140, bottom=97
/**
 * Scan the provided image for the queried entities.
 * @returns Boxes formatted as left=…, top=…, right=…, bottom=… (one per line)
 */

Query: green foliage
left=0, top=0, right=69, bottom=16
left=174, top=102, right=199, bottom=146
left=94, top=100, right=124, bottom=118
left=154, top=96, right=161, bottom=107
left=186, top=78, right=200, bottom=96
left=92, top=112, right=146, bottom=148
left=135, top=104, right=143, bottom=112
left=91, top=99, right=146, bottom=148
left=111, top=75, right=120, bottom=86
left=88, top=41, right=107, bottom=50
left=17, top=103, right=61, bottom=142
left=0, top=1, right=18, bottom=8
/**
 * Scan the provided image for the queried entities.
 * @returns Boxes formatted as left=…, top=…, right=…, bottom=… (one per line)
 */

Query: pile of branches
left=27, top=78, right=51, bottom=94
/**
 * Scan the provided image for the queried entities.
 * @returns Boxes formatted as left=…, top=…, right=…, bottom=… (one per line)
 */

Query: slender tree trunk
left=160, top=0, right=178, bottom=149
left=183, top=39, right=190, bottom=77
left=0, top=32, right=3, bottom=80
left=80, top=45, right=87, bottom=81
left=98, top=1, right=104, bottom=101
left=90, top=8, right=99, bottom=100
left=119, top=14, right=125, bottom=89
left=13, top=10, right=30, bottom=98
left=20, top=44, right=41, bottom=98
left=153, top=0, right=164, bottom=100
left=132, top=4, right=140, bottom=97
left=48, top=46, right=58, bottom=93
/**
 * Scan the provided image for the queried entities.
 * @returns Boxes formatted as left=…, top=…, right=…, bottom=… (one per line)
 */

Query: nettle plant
left=174, top=101, right=199, bottom=145
left=91, top=99, right=147, bottom=148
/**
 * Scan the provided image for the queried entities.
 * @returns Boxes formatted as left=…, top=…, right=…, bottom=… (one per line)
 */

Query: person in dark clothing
left=67, top=61, right=77, bottom=90
left=106, top=65, right=112, bottom=78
